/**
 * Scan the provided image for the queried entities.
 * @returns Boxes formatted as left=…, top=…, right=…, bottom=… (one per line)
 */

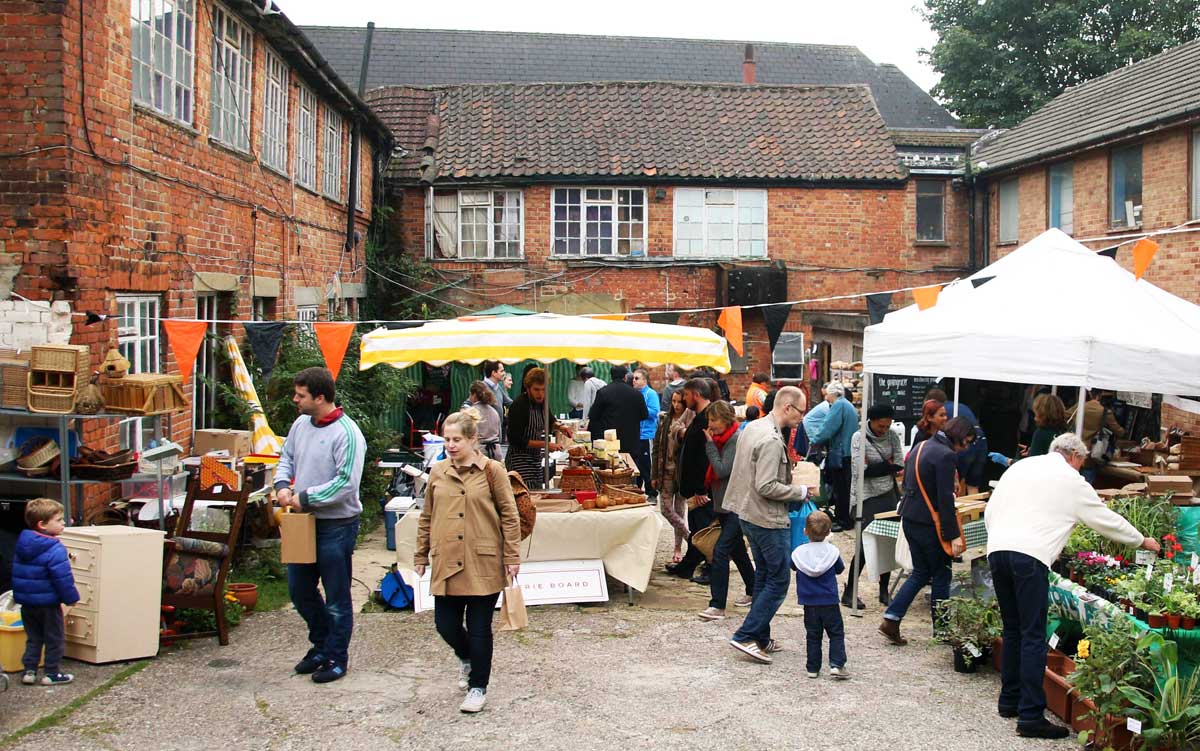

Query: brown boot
left=879, top=618, right=908, bottom=646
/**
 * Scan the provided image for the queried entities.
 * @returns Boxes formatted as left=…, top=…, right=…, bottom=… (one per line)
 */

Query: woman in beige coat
left=415, top=408, right=521, bottom=713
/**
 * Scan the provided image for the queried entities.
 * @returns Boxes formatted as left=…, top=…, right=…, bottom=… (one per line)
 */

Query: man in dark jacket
left=586, top=365, right=647, bottom=454
left=666, top=378, right=714, bottom=582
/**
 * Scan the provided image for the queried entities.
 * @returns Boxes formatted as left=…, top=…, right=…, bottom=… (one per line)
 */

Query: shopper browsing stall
left=698, top=400, right=755, bottom=621
left=667, top=378, right=715, bottom=583
left=844, top=402, right=903, bottom=608
left=652, top=389, right=695, bottom=564
left=632, top=369, right=661, bottom=497
left=810, top=382, right=858, bottom=531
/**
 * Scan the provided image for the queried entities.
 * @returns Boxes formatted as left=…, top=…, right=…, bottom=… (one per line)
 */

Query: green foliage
left=1066, top=496, right=1177, bottom=559
left=936, top=573, right=1002, bottom=665
left=229, top=547, right=291, bottom=612
left=921, top=0, right=1200, bottom=128
left=176, top=592, right=243, bottom=633
left=1070, top=620, right=1151, bottom=737
left=1119, top=631, right=1200, bottom=749
left=362, top=241, right=456, bottom=323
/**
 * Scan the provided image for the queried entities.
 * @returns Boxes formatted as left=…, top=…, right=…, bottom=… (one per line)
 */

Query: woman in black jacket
left=505, top=368, right=567, bottom=489
left=879, top=417, right=974, bottom=646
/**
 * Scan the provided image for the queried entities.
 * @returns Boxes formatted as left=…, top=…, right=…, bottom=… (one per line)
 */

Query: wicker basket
left=30, top=344, right=89, bottom=376
left=101, top=374, right=188, bottom=415
left=27, top=373, right=76, bottom=414
left=600, top=484, right=646, bottom=506
left=71, top=460, right=137, bottom=481
left=596, top=468, right=635, bottom=487
left=559, top=468, right=598, bottom=493
left=0, top=356, right=29, bottom=409
left=17, top=436, right=60, bottom=470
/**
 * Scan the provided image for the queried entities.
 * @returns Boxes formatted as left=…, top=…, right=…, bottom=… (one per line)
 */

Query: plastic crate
left=0, top=611, right=42, bottom=672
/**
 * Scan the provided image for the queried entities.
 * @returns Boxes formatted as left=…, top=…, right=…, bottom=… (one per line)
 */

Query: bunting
left=761, top=303, right=793, bottom=350
left=717, top=306, right=744, bottom=356
left=162, top=320, right=208, bottom=388
left=647, top=311, right=681, bottom=326
left=314, top=322, right=355, bottom=379
left=243, top=321, right=287, bottom=380
left=912, top=285, right=942, bottom=311
left=970, top=276, right=996, bottom=289
left=1132, top=238, right=1159, bottom=281
left=1098, top=247, right=1119, bottom=260
left=865, top=293, right=893, bottom=325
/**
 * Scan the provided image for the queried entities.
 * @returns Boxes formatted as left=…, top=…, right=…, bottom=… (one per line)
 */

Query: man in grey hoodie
left=275, top=367, right=366, bottom=684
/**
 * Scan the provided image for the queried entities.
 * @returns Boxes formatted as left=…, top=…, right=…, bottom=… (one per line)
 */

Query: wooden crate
left=101, top=374, right=188, bottom=415
left=30, top=344, right=89, bottom=377
left=1179, top=436, right=1200, bottom=472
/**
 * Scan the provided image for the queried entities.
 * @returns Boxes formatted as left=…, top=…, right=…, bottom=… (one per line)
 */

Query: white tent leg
left=1075, top=386, right=1086, bottom=435
left=850, top=373, right=870, bottom=618
left=953, top=377, right=960, bottom=418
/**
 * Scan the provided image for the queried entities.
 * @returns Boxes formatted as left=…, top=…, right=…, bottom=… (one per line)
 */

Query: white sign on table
left=401, top=559, right=608, bottom=614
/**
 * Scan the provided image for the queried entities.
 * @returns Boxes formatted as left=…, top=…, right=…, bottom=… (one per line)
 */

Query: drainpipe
left=344, top=22, right=375, bottom=253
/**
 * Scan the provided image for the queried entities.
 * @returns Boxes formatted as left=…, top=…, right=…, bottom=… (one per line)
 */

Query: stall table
left=861, top=518, right=989, bottom=579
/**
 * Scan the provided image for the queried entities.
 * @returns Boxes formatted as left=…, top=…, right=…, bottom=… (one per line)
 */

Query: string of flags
left=160, top=320, right=358, bottom=385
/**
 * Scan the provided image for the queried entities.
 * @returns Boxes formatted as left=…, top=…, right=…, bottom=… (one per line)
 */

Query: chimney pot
left=742, top=44, right=756, bottom=84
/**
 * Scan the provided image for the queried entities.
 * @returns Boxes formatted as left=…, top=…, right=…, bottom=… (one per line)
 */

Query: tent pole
left=849, top=373, right=870, bottom=618
left=1051, top=385, right=1058, bottom=396
left=953, top=377, right=960, bottom=418
left=1075, top=386, right=1086, bottom=436
left=543, top=362, right=552, bottom=489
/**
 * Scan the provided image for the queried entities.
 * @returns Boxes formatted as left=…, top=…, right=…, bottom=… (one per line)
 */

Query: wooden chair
left=161, top=464, right=252, bottom=646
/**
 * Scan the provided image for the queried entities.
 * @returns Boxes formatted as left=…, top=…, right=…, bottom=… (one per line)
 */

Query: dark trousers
left=990, top=550, right=1050, bottom=724
left=846, top=490, right=898, bottom=596
left=803, top=604, right=846, bottom=672
left=708, top=511, right=755, bottom=609
left=884, top=521, right=952, bottom=632
left=828, top=458, right=852, bottom=526
left=434, top=592, right=502, bottom=689
left=731, top=521, right=791, bottom=647
left=676, top=502, right=716, bottom=577
left=20, top=605, right=63, bottom=674
left=287, top=518, right=359, bottom=667
left=635, top=439, right=654, bottom=496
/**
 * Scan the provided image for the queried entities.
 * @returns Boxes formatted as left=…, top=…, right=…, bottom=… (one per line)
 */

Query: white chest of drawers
left=59, top=526, right=165, bottom=664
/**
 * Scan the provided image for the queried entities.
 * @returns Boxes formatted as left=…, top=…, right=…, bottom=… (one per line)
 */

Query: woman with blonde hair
left=415, top=408, right=521, bottom=714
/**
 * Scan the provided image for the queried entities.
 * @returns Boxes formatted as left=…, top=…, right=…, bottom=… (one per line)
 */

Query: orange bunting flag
left=162, top=320, right=208, bottom=388
left=314, top=322, right=355, bottom=379
left=913, top=285, right=942, bottom=311
left=717, top=306, right=744, bottom=356
left=1132, top=238, right=1159, bottom=281
left=594, top=314, right=627, bottom=320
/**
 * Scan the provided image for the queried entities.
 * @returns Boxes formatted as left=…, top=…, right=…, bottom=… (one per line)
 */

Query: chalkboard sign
left=872, top=374, right=942, bottom=426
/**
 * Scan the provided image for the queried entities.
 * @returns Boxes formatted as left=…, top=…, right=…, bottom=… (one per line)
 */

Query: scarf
left=313, top=407, right=345, bottom=427
left=704, top=421, right=739, bottom=491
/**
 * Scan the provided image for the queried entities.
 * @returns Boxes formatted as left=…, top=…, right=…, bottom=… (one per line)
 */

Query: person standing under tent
left=810, top=382, right=858, bottom=532
left=667, top=378, right=715, bottom=583
left=575, top=367, right=606, bottom=424
left=481, top=361, right=513, bottom=435
left=843, top=402, right=903, bottom=609
left=652, top=389, right=694, bottom=564
left=661, top=364, right=688, bottom=408
left=505, top=368, right=567, bottom=489
left=632, top=368, right=661, bottom=497
left=586, top=364, right=647, bottom=471
left=462, top=381, right=502, bottom=460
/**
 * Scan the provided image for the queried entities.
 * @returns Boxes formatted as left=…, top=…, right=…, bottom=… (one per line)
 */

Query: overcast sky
left=276, top=0, right=942, bottom=93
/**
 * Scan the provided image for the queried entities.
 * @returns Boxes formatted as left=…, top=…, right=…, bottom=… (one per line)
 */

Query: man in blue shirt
left=811, top=382, right=859, bottom=531
left=633, top=368, right=661, bottom=499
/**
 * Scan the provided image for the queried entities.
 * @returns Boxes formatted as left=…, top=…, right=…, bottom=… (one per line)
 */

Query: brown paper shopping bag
left=498, top=576, right=527, bottom=631
left=278, top=507, right=316, bottom=564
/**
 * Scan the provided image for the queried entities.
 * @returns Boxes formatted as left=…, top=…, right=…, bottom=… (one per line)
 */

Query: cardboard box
left=278, top=509, right=316, bottom=564
left=1146, top=475, right=1193, bottom=496
left=192, top=429, right=253, bottom=459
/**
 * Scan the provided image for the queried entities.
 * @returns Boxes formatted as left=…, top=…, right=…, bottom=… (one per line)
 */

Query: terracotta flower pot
left=1147, top=612, right=1166, bottom=628
left=227, top=582, right=258, bottom=611
left=1071, top=696, right=1098, bottom=735
left=1043, top=666, right=1074, bottom=723
left=1166, top=613, right=1182, bottom=629
left=1182, top=616, right=1197, bottom=630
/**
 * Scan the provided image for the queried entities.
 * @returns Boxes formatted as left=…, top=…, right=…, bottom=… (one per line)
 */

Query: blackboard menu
left=872, top=374, right=942, bottom=426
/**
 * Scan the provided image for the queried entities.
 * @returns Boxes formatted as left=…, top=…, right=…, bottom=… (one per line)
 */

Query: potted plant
left=1182, top=594, right=1200, bottom=631
left=227, top=582, right=259, bottom=611
left=935, top=590, right=1001, bottom=674
left=1069, top=622, right=1148, bottom=750
left=1119, top=631, right=1200, bottom=751
left=1162, top=590, right=1192, bottom=630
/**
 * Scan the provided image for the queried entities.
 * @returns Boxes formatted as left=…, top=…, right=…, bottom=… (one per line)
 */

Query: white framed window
left=295, top=86, right=317, bottom=190
left=1191, top=128, right=1199, bottom=219
left=998, top=179, right=1019, bottom=243
left=322, top=106, right=344, bottom=201
left=193, top=294, right=223, bottom=430
left=1110, top=144, right=1143, bottom=227
left=116, top=295, right=162, bottom=451
left=458, top=190, right=523, bottom=259
left=915, top=180, right=945, bottom=242
left=261, top=49, right=289, bottom=174
left=210, top=5, right=252, bottom=151
left=130, top=0, right=196, bottom=125
left=296, top=304, right=318, bottom=335
left=552, top=188, right=646, bottom=256
left=673, top=188, right=767, bottom=258
left=1048, top=162, right=1074, bottom=235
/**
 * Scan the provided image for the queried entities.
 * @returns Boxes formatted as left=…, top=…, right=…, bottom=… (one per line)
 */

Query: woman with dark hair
left=911, top=399, right=948, bottom=447
left=843, top=402, right=904, bottom=608
left=652, top=388, right=694, bottom=562
left=505, top=368, right=567, bottom=488
left=463, top=381, right=502, bottom=459
left=880, top=416, right=974, bottom=646
left=1025, top=393, right=1068, bottom=458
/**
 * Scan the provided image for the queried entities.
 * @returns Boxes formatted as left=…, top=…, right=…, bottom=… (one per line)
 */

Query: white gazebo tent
left=847, top=229, right=1200, bottom=612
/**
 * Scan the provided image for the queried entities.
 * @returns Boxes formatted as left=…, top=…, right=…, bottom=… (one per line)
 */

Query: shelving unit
left=0, top=407, right=177, bottom=526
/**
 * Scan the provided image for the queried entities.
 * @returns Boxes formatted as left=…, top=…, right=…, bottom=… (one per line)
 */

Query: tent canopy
left=359, top=312, right=732, bottom=372
left=472, top=304, right=537, bottom=316
left=863, top=229, right=1200, bottom=396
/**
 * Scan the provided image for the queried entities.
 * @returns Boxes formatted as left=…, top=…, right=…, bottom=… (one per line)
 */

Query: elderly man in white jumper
left=985, top=433, right=1160, bottom=740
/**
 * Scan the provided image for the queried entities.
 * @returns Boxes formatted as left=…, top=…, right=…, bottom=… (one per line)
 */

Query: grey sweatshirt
left=274, top=412, right=366, bottom=519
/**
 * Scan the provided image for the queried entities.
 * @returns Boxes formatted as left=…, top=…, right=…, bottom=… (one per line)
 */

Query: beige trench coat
left=415, top=452, right=521, bottom=596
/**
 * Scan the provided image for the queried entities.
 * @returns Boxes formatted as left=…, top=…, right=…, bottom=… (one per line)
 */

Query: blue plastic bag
left=789, top=500, right=818, bottom=551
left=378, top=568, right=414, bottom=610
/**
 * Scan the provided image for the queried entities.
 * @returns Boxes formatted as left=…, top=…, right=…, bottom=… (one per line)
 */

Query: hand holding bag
left=691, top=519, right=723, bottom=563
left=498, top=575, right=528, bottom=632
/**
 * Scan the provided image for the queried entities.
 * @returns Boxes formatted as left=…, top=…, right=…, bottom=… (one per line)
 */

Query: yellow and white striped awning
left=359, top=313, right=731, bottom=373
left=223, top=335, right=283, bottom=455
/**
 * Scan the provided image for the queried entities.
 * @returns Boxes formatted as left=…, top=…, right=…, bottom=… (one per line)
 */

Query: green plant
left=1162, top=589, right=1196, bottom=617
left=229, top=547, right=291, bottom=612
left=935, top=578, right=1002, bottom=667
left=1119, top=631, right=1200, bottom=750
left=176, top=591, right=243, bottom=634
left=1071, top=621, right=1150, bottom=744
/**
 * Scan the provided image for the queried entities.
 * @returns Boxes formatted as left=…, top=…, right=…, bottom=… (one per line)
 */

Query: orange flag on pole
left=162, top=320, right=208, bottom=388
left=314, top=322, right=355, bottom=379
left=913, top=285, right=942, bottom=311
left=1132, top=238, right=1159, bottom=280
left=717, top=306, right=744, bottom=356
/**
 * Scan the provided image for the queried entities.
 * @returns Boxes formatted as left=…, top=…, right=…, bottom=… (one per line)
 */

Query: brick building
left=0, top=1, right=391, bottom=514
left=305, top=28, right=982, bottom=395
left=972, top=39, right=1200, bottom=432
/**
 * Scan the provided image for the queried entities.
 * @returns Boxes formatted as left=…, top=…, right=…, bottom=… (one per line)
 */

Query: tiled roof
left=362, top=87, right=436, bottom=178
left=300, top=26, right=959, bottom=130
left=974, top=39, right=1200, bottom=172
left=372, top=81, right=904, bottom=184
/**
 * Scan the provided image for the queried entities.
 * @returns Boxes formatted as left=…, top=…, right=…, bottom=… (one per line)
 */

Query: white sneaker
left=460, top=687, right=486, bottom=713
left=698, top=607, right=726, bottom=621
left=458, top=660, right=470, bottom=690
left=729, top=639, right=772, bottom=664
left=733, top=595, right=753, bottom=607
left=806, top=671, right=820, bottom=679
left=21, top=670, right=36, bottom=685
left=830, top=666, right=851, bottom=680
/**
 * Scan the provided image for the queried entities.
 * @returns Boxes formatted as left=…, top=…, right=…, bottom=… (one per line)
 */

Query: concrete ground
left=1, top=524, right=1075, bottom=751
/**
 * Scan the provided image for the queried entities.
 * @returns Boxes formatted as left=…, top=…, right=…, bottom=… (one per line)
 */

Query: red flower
left=1173, top=544, right=1183, bottom=551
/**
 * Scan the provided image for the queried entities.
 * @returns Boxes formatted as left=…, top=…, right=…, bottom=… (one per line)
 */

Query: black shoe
left=841, top=596, right=866, bottom=610
left=311, top=661, right=347, bottom=684
left=294, top=652, right=325, bottom=675
left=1016, top=719, right=1069, bottom=739
left=831, top=521, right=846, bottom=533
left=664, top=562, right=680, bottom=574
left=690, top=571, right=711, bottom=585
left=998, top=706, right=1018, bottom=719
left=878, top=590, right=891, bottom=606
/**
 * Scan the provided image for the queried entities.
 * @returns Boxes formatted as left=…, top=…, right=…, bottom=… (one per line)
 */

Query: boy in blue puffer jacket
left=13, top=498, right=80, bottom=686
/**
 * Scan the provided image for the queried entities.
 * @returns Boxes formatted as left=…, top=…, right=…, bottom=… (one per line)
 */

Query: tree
left=921, top=0, right=1200, bottom=128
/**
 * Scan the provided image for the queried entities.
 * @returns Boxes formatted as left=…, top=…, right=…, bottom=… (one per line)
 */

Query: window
left=1110, top=144, right=1143, bottom=227
left=1048, top=162, right=1074, bottom=235
left=210, top=6, right=252, bottom=151
left=261, top=50, right=289, bottom=174
left=458, top=190, right=523, bottom=259
left=915, top=180, right=945, bottom=242
left=296, top=304, right=318, bottom=335
left=998, top=179, right=1019, bottom=243
left=296, top=86, right=318, bottom=189
left=673, top=189, right=766, bottom=258
left=116, top=295, right=161, bottom=451
left=251, top=296, right=275, bottom=321
left=322, top=106, right=343, bottom=200
left=194, top=294, right=220, bottom=430
left=130, top=0, right=195, bottom=124
left=552, top=188, right=646, bottom=256
left=1192, top=128, right=1200, bottom=219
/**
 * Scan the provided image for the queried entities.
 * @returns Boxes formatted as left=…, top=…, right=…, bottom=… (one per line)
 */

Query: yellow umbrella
left=222, top=335, right=283, bottom=455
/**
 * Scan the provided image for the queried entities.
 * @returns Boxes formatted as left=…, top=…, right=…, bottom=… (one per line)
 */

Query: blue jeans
left=990, top=550, right=1050, bottom=724
left=884, top=521, right=952, bottom=631
left=804, top=604, right=846, bottom=672
left=708, top=511, right=755, bottom=609
left=731, top=520, right=791, bottom=647
left=287, top=518, right=359, bottom=667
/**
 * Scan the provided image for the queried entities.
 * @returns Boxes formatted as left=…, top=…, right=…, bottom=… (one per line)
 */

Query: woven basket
left=596, top=468, right=635, bottom=487
left=30, top=344, right=89, bottom=375
left=601, top=484, right=646, bottom=505
left=560, top=469, right=598, bottom=493
left=17, top=437, right=60, bottom=470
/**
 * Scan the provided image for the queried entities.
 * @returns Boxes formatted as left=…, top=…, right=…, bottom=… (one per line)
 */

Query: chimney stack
left=742, top=44, right=756, bottom=84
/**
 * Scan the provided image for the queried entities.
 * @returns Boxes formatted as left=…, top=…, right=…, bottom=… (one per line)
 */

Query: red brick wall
left=986, top=124, right=1200, bottom=434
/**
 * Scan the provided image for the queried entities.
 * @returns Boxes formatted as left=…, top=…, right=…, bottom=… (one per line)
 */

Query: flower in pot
left=1182, top=595, right=1200, bottom=631
left=1162, top=589, right=1194, bottom=630
left=1118, top=631, right=1200, bottom=751
left=1070, top=621, right=1150, bottom=745
left=227, top=582, right=259, bottom=611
